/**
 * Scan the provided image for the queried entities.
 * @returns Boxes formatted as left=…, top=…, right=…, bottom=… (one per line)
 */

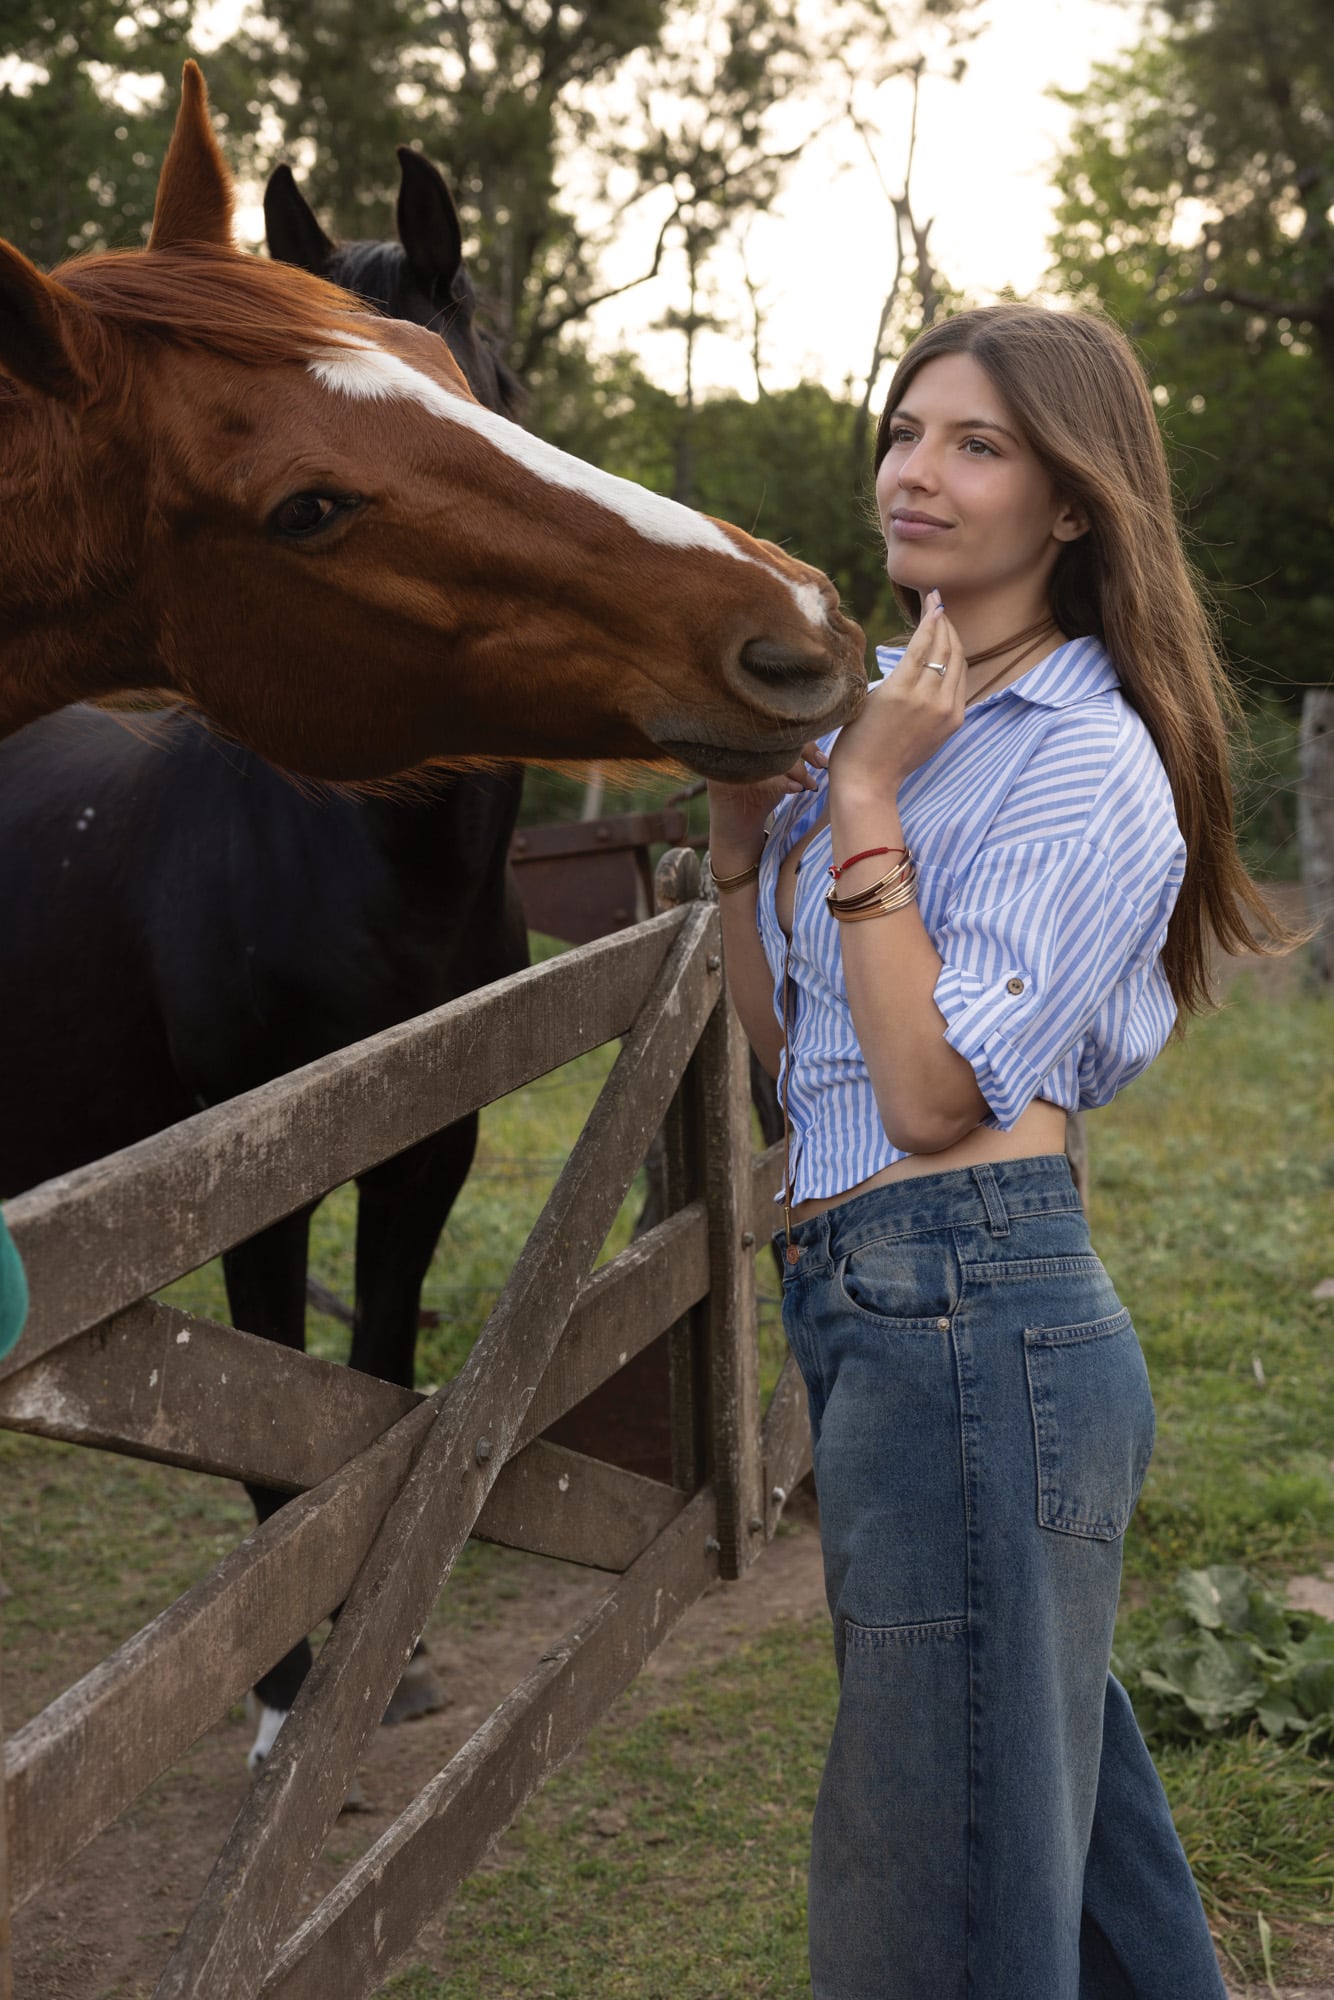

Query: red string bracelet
left=828, top=845, right=907, bottom=882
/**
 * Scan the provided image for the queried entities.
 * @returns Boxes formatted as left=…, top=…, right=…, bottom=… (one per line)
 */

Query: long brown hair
left=875, top=301, right=1301, bottom=1017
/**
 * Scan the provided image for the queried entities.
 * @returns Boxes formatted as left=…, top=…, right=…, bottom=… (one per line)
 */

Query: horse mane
left=52, top=247, right=373, bottom=369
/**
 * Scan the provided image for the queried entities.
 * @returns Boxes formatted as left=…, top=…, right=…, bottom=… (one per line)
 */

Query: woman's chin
left=885, top=554, right=943, bottom=595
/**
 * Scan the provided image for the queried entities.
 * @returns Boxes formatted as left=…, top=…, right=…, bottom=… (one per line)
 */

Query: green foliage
left=232, top=0, right=675, bottom=367
left=531, top=348, right=901, bottom=649
left=1117, top=1565, right=1334, bottom=1747
left=0, top=0, right=239, bottom=262
left=1047, top=0, right=1334, bottom=702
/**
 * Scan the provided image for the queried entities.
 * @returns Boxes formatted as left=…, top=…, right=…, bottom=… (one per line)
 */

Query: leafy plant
left=1119, top=1565, right=1334, bottom=1749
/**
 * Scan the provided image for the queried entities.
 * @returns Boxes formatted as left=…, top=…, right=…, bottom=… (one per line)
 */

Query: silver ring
left=925, top=659, right=948, bottom=676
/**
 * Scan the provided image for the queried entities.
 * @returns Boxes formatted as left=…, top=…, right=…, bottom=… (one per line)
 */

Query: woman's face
left=875, top=352, right=1085, bottom=604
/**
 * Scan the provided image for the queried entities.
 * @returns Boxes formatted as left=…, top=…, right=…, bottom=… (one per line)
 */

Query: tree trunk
left=1298, top=687, right=1334, bottom=991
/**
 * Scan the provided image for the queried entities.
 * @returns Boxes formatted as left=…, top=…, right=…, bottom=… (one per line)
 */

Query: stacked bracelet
left=826, top=851, right=918, bottom=922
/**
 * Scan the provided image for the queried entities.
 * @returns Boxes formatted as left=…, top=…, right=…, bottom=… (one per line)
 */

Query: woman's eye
left=890, top=426, right=917, bottom=445
left=270, top=492, right=359, bottom=538
left=962, top=437, right=998, bottom=456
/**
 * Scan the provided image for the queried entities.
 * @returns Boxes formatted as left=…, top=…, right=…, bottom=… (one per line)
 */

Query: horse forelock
left=51, top=249, right=373, bottom=372
left=325, top=240, right=526, bottom=422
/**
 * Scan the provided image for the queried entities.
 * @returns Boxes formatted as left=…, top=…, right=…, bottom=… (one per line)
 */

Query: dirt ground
left=12, top=1506, right=1334, bottom=2000
left=10, top=1501, right=833, bottom=2000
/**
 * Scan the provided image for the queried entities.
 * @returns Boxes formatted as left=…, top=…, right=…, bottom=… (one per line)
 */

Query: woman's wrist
left=708, top=839, right=766, bottom=881
left=828, top=763, right=907, bottom=813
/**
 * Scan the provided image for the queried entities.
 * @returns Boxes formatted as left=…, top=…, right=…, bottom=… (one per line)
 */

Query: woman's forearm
left=715, top=884, right=784, bottom=1078
left=828, top=787, right=989, bottom=1152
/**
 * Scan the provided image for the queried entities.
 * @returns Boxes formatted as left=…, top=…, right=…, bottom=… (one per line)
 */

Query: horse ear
left=149, top=61, right=234, bottom=252
left=264, top=164, right=337, bottom=274
left=0, top=241, right=96, bottom=404
left=395, top=146, right=463, bottom=293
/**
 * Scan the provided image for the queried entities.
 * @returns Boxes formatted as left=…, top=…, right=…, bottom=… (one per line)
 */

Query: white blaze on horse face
left=308, top=339, right=830, bottom=634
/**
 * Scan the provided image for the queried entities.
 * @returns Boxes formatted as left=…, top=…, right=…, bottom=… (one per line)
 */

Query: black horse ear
left=263, top=164, right=337, bottom=274
left=395, top=146, right=463, bottom=293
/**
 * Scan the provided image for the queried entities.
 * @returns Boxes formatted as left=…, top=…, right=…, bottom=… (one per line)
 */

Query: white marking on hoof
left=246, top=1698, right=287, bottom=1775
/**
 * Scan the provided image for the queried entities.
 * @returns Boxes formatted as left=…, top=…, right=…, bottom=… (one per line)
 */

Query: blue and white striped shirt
left=755, top=635, right=1186, bottom=1201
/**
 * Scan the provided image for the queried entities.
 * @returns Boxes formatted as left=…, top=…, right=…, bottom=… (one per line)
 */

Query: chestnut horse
left=0, top=63, right=865, bottom=779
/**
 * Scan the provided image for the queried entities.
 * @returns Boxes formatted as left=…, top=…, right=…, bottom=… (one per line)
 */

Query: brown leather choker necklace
left=963, top=615, right=1059, bottom=707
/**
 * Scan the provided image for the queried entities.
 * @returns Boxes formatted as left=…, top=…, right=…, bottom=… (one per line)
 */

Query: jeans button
left=936, top=1317, right=950, bottom=1331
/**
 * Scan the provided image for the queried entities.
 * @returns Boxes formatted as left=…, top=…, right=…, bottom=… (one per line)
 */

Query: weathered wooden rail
left=0, top=849, right=810, bottom=2000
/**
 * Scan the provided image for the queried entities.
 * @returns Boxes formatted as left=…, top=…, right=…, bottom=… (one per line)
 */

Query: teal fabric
left=0, top=1209, right=28, bottom=1358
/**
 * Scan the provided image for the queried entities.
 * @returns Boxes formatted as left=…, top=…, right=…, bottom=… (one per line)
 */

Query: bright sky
left=587, top=0, right=1139, bottom=398
left=200, top=0, right=1137, bottom=400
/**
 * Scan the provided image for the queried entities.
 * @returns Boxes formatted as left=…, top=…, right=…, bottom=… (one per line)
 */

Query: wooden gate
left=0, top=850, right=811, bottom=2000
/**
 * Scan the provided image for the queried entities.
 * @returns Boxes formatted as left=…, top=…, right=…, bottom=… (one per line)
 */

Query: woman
left=708, top=303, right=1288, bottom=1998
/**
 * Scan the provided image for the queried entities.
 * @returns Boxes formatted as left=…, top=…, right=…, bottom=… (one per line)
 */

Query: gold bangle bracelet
left=709, top=857, right=762, bottom=894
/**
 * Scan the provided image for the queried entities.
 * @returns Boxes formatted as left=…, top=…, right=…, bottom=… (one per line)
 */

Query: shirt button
left=1005, top=976, right=1025, bottom=995
left=936, top=1317, right=950, bottom=1332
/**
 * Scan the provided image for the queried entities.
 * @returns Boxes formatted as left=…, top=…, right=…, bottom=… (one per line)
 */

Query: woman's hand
left=829, top=591, right=966, bottom=802
left=706, top=743, right=828, bottom=872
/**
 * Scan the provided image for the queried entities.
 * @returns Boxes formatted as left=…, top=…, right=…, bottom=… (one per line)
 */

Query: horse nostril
left=737, top=638, right=825, bottom=689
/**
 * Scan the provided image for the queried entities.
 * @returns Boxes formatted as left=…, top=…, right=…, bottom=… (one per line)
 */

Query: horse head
left=0, top=65, right=865, bottom=781
left=264, top=149, right=525, bottom=422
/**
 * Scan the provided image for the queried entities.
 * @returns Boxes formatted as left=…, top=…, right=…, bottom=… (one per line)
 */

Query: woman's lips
left=890, top=514, right=953, bottom=540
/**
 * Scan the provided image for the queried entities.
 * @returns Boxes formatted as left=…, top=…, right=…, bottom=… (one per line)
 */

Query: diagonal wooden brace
left=153, top=901, right=722, bottom=2000
left=259, top=1489, right=721, bottom=2000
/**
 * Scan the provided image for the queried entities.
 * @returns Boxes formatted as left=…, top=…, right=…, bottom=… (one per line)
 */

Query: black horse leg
left=223, top=1206, right=317, bottom=1761
left=348, top=1115, right=480, bottom=1387
left=348, top=1118, right=480, bottom=1723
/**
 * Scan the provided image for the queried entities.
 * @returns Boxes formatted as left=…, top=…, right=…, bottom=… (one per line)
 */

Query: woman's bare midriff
left=787, top=1099, right=1069, bottom=1223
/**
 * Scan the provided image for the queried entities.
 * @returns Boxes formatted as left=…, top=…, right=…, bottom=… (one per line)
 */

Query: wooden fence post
left=655, top=850, right=764, bottom=1575
left=1299, top=687, right=1334, bottom=991
left=695, top=910, right=765, bottom=1579
left=655, top=849, right=711, bottom=1494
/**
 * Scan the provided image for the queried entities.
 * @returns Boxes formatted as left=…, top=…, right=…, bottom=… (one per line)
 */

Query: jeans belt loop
left=972, top=1162, right=1011, bottom=1237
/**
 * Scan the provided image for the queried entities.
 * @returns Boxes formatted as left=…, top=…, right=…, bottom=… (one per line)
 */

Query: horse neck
left=359, top=764, right=525, bottom=882
left=0, top=395, right=157, bottom=737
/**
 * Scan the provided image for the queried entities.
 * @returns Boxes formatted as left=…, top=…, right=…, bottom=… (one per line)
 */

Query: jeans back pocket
left=1024, top=1307, right=1155, bottom=1541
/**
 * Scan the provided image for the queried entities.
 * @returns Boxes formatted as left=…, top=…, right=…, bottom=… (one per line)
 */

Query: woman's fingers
left=777, top=741, right=830, bottom=792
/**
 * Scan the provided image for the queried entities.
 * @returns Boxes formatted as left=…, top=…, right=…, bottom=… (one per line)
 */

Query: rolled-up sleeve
left=931, top=838, right=1149, bottom=1130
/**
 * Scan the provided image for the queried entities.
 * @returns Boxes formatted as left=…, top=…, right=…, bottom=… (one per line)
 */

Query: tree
left=232, top=0, right=675, bottom=371
left=0, top=0, right=243, bottom=264
left=1048, top=0, right=1334, bottom=705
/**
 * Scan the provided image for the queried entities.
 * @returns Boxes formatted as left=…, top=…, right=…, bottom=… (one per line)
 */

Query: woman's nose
left=898, top=443, right=938, bottom=490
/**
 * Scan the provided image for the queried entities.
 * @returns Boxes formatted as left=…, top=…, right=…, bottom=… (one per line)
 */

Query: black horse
left=0, top=151, right=529, bottom=1770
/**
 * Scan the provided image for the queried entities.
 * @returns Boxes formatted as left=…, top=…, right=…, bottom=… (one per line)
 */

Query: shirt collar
left=873, top=633, right=1120, bottom=711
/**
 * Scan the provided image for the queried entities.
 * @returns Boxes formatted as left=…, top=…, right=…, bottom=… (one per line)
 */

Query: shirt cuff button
left=1005, top=976, right=1025, bottom=995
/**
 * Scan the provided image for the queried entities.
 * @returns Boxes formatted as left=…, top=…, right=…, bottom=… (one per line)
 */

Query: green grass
left=1091, top=980, right=1334, bottom=1587
left=2, top=971, right=1331, bottom=1990
left=380, top=1625, right=836, bottom=2000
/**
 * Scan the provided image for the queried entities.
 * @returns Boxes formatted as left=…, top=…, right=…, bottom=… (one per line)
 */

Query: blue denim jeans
left=779, top=1157, right=1226, bottom=2000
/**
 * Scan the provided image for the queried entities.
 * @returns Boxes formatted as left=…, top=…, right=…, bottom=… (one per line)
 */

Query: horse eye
left=270, top=492, right=358, bottom=539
